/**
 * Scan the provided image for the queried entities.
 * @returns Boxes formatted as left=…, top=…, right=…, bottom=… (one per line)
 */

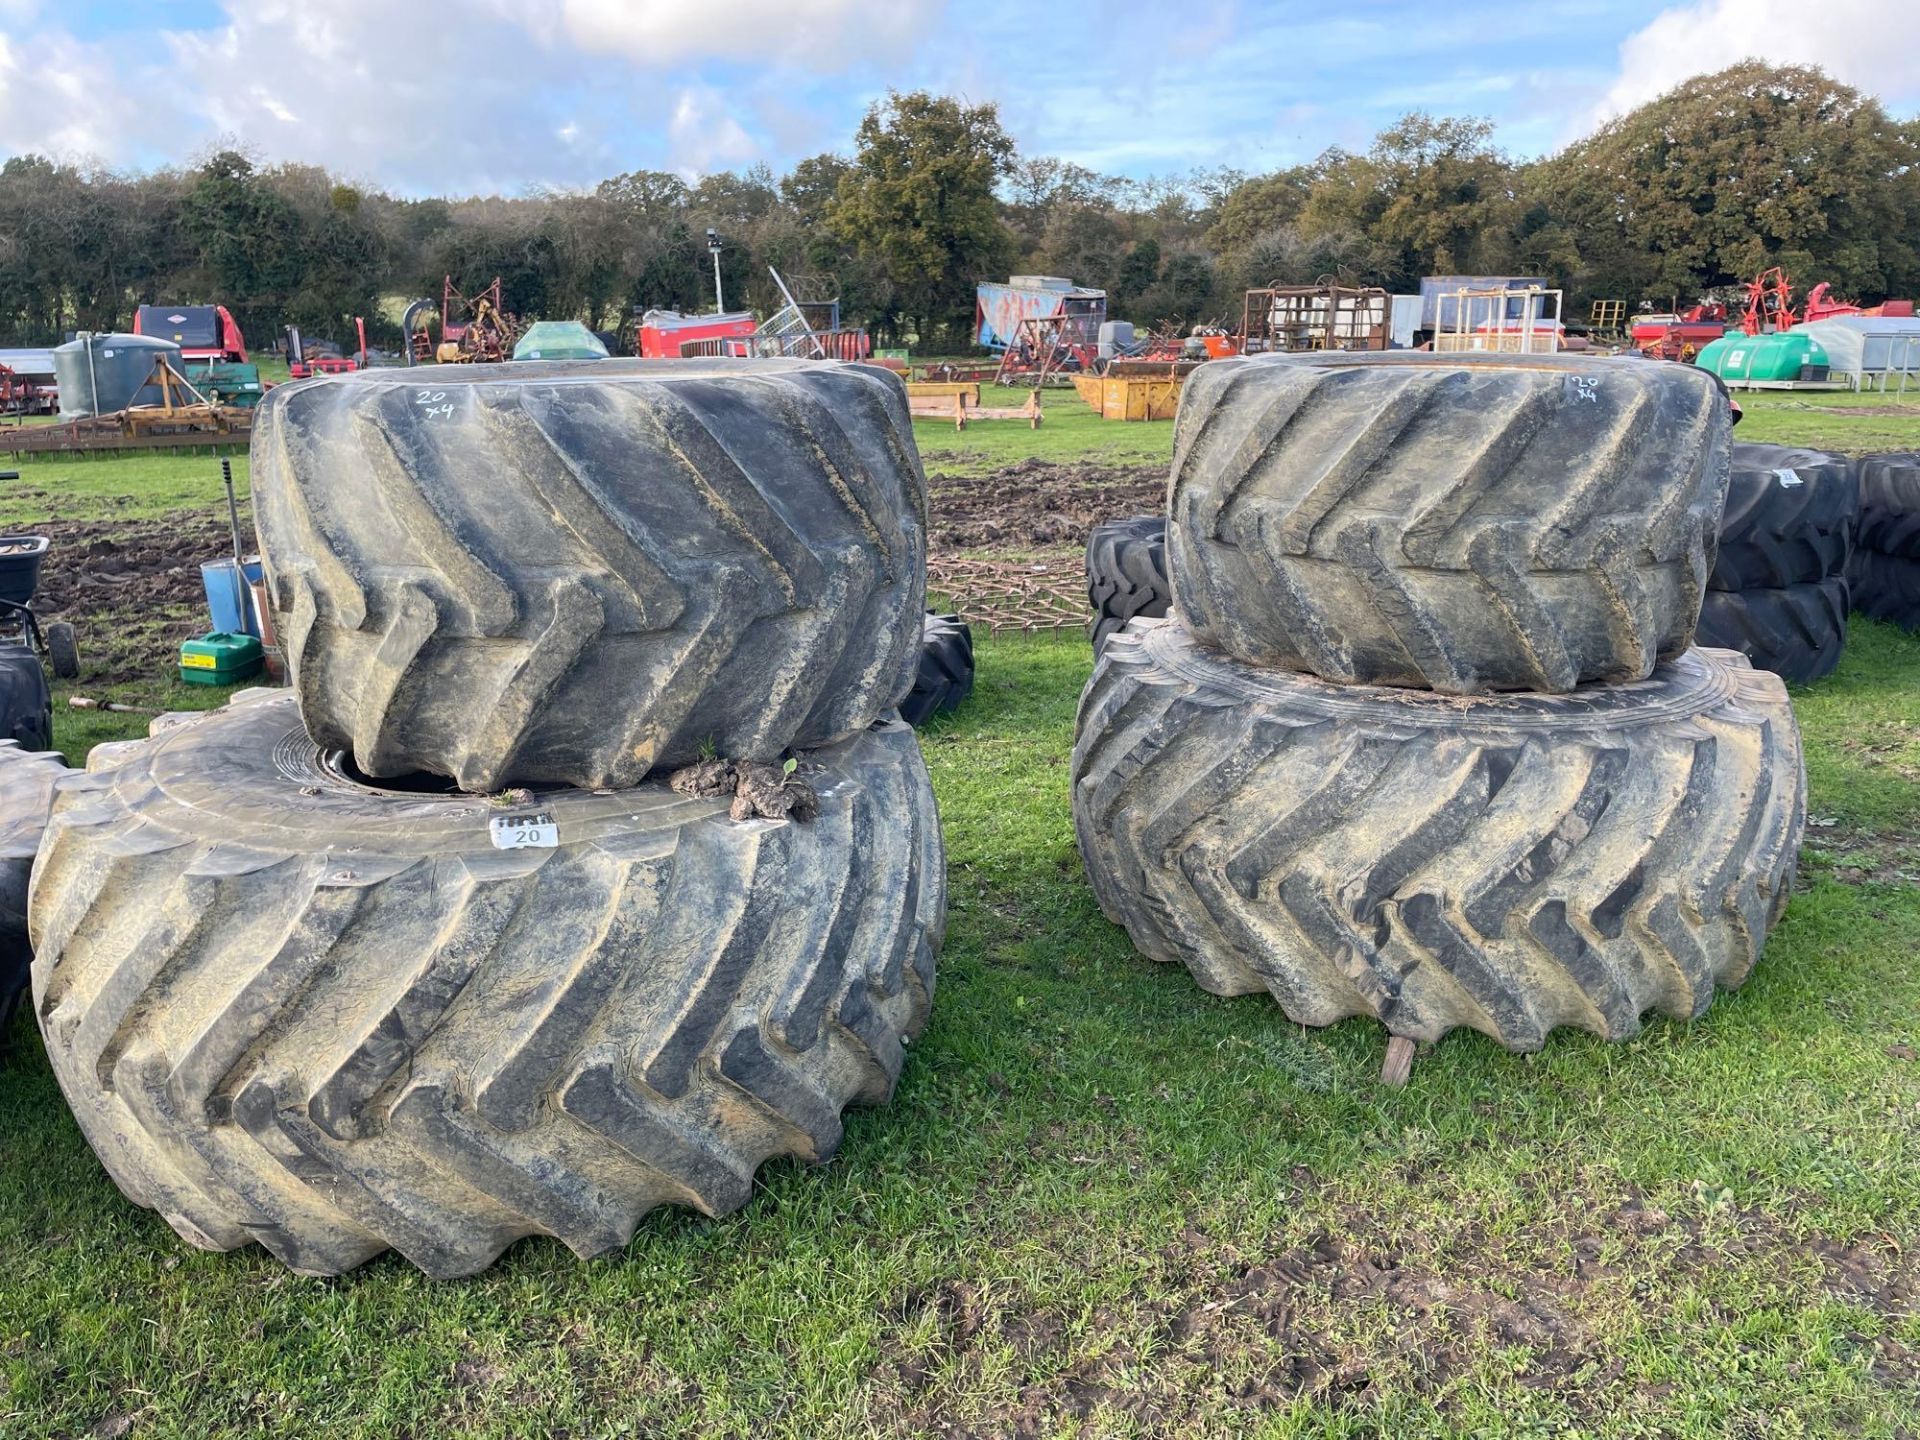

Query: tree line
left=0, top=61, right=1915, bottom=354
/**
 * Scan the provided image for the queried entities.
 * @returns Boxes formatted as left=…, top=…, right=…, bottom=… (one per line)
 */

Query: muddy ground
left=927, top=458, right=1164, bottom=555
left=29, top=514, right=236, bottom=684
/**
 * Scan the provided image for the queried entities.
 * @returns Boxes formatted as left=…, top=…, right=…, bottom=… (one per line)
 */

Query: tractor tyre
left=900, top=612, right=973, bottom=727
left=1072, top=618, right=1803, bottom=1052
left=1850, top=549, right=1920, bottom=632
left=1168, top=353, right=1732, bottom=692
left=1695, top=577, right=1848, bottom=684
left=0, top=644, right=52, bottom=750
left=1709, top=443, right=1857, bottom=590
left=30, top=693, right=945, bottom=1278
left=0, top=741, right=64, bottom=1054
left=1086, top=516, right=1171, bottom=653
left=44, top=622, right=78, bottom=681
left=1858, top=453, right=1920, bottom=559
left=251, top=359, right=928, bottom=792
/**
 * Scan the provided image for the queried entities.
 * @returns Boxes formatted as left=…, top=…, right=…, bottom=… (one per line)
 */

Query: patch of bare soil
left=26, top=515, right=234, bottom=683
left=928, top=458, right=1164, bottom=556
left=1803, top=815, right=1920, bottom=887
left=870, top=1190, right=1918, bottom=1436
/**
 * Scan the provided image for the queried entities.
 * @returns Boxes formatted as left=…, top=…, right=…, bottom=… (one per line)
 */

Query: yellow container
left=1073, top=373, right=1184, bottom=421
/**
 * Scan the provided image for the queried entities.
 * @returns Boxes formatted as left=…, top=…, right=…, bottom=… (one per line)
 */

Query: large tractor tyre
left=1168, top=353, right=1733, bottom=693
left=1072, top=619, right=1803, bottom=1053
left=1695, top=577, right=1848, bottom=684
left=30, top=694, right=945, bottom=1278
left=1849, top=549, right=1920, bottom=632
left=0, top=643, right=52, bottom=751
left=899, top=612, right=974, bottom=727
left=0, top=741, right=64, bottom=1053
left=1709, top=443, right=1857, bottom=590
left=1086, top=516, right=1171, bottom=653
left=251, top=359, right=929, bottom=792
left=1858, top=453, right=1920, bottom=559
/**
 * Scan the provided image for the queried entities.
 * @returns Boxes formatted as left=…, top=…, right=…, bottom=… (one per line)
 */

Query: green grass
left=3, top=615, right=1919, bottom=1437
left=913, top=385, right=1175, bottom=473
left=0, top=453, right=249, bottom=526
left=1726, top=389, right=1920, bottom=454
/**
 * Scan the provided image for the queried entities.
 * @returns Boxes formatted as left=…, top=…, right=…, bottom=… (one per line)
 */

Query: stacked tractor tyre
left=1073, top=354, right=1806, bottom=1054
left=29, top=359, right=947, bottom=1278
left=1850, top=452, right=1920, bottom=632
left=1694, top=443, right=1857, bottom=682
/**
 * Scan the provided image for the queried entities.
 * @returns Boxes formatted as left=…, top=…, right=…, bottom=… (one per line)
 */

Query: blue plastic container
left=201, top=558, right=264, bottom=636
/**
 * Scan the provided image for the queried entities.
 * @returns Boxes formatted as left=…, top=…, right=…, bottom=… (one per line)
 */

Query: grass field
left=0, top=387, right=1917, bottom=1437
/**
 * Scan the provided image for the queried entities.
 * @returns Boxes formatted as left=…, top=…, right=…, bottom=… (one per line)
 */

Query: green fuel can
left=179, top=631, right=264, bottom=686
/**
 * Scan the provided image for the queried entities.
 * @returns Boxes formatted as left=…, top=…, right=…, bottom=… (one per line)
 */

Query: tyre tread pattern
left=1696, top=577, right=1848, bottom=683
left=1168, top=354, right=1732, bottom=692
left=1071, top=618, right=1803, bottom=1051
left=1710, top=443, right=1857, bottom=590
left=1086, top=517, right=1171, bottom=652
left=30, top=699, right=944, bottom=1277
left=899, top=612, right=974, bottom=727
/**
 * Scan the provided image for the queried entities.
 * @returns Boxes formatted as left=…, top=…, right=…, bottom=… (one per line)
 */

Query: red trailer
left=636, top=309, right=759, bottom=359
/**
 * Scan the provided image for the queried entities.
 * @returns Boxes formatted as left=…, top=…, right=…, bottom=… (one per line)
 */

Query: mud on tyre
left=252, top=358, right=929, bottom=792
left=1072, top=618, right=1803, bottom=1052
left=31, top=694, right=944, bottom=1277
left=1168, top=353, right=1732, bottom=692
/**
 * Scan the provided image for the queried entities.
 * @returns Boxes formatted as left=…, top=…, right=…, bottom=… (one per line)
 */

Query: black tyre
left=1710, top=443, right=1856, bottom=590
left=252, top=359, right=929, bottom=792
left=1858, top=452, right=1920, bottom=559
left=1696, top=578, right=1847, bottom=684
left=1072, top=619, right=1803, bottom=1052
left=899, top=612, right=973, bottom=727
left=0, top=740, right=64, bottom=1054
left=1850, top=549, right=1920, bottom=631
left=44, top=621, right=78, bottom=681
left=1168, top=353, right=1732, bottom=692
left=0, top=643, right=51, bottom=750
left=31, top=693, right=945, bottom=1277
left=1086, top=516, right=1171, bottom=652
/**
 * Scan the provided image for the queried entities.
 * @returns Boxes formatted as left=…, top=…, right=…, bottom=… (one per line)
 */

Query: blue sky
left=1, top=0, right=1916, bottom=195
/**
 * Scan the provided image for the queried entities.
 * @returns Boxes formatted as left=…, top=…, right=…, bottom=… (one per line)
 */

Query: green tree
left=829, top=90, right=1015, bottom=345
left=1533, top=62, right=1920, bottom=305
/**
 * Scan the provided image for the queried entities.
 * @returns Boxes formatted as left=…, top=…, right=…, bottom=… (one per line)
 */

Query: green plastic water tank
left=1696, top=331, right=1830, bottom=383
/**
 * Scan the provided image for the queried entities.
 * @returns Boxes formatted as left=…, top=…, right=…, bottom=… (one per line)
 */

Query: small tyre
left=31, top=693, right=945, bottom=1278
left=0, top=741, right=64, bottom=1054
left=1072, top=618, right=1803, bottom=1052
left=1086, top=516, right=1171, bottom=652
left=1850, top=549, right=1920, bottom=631
left=1858, top=453, right=1920, bottom=559
left=1168, top=353, right=1732, bottom=692
left=0, top=643, right=52, bottom=750
left=252, top=359, right=929, bottom=791
left=1696, top=577, right=1847, bottom=684
left=1710, top=443, right=1857, bottom=590
left=899, top=612, right=974, bottom=727
left=44, top=621, right=78, bottom=681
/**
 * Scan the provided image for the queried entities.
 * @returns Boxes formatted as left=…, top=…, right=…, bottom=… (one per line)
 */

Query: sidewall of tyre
left=29, top=695, right=945, bottom=1278
left=252, top=358, right=929, bottom=791
left=1072, top=618, right=1804, bottom=1051
left=1168, top=353, right=1733, bottom=692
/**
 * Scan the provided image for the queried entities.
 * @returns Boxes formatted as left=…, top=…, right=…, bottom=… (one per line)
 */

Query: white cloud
left=667, top=86, right=758, bottom=178
left=558, top=0, right=931, bottom=65
left=1594, top=0, right=1920, bottom=122
left=0, top=28, right=141, bottom=162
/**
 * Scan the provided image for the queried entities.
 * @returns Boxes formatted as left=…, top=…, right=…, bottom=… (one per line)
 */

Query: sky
left=0, top=0, right=1917, bottom=196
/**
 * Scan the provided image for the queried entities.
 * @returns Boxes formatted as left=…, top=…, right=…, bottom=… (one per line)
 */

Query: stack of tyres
left=1695, top=443, right=1857, bottom=682
left=29, top=359, right=948, bottom=1278
left=1073, top=354, right=1807, bottom=1053
left=1850, top=452, right=1920, bottom=631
